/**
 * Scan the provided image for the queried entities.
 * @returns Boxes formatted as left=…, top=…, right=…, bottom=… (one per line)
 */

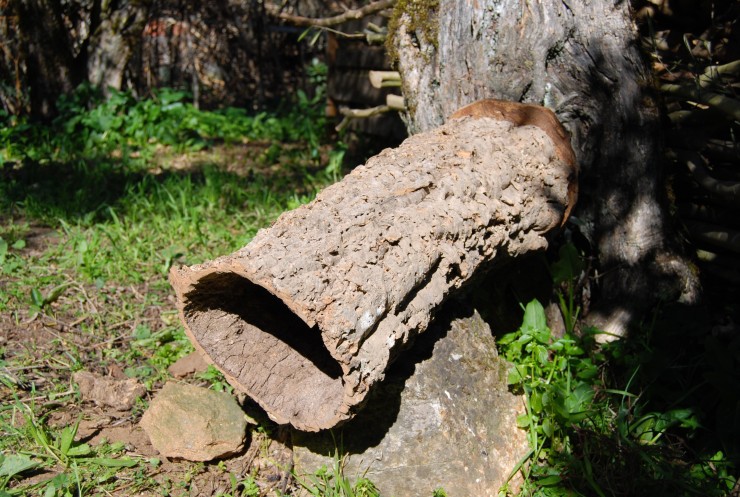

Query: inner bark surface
left=182, top=273, right=344, bottom=429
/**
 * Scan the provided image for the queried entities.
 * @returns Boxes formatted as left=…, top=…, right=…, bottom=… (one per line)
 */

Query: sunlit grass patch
left=0, top=84, right=344, bottom=495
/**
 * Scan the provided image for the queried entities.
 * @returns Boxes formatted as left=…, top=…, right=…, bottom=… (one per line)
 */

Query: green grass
left=298, top=450, right=380, bottom=497
left=0, top=83, right=344, bottom=496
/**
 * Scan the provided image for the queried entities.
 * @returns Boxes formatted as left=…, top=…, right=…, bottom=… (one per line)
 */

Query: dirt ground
left=0, top=225, right=301, bottom=496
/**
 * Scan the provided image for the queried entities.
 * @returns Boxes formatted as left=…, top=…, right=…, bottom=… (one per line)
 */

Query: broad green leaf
left=30, top=288, right=44, bottom=308
left=508, top=366, right=525, bottom=385
left=497, top=332, right=518, bottom=345
left=530, top=391, right=543, bottom=414
left=563, top=383, right=595, bottom=420
left=58, top=417, right=82, bottom=459
left=549, top=340, right=564, bottom=351
left=0, top=238, right=6, bottom=264
left=576, top=360, right=598, bottom=379
left=537, top=474, right=563, bottom=486
left=533, top=344, right=549, bottom=365
left=44, top=284, right=70, bottom=306
left=550, top=242, right=585, bottom=284
left=516, top=414, right=531, bottom=428
left=29, top=422, right=50, bottom=448
left=522, top=300, right=548, bottom=334
left=0, top=454, right=40, bottom=478
left=542, top=417, right=554, bottom=438
left=58, top=425, right=75, bottom=457
left=66, top=444, right=92, bottom=457
left=46, top=473, right=69, bottom=495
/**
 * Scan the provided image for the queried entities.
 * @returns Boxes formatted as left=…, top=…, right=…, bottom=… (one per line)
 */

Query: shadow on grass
left=0, top=159, right=135, bottom=223
left=549, top=296, right=740, bottom=497
left=0, top=153, right=324, bottom=228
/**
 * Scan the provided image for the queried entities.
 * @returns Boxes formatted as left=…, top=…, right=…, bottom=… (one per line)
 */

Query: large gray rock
left=140, top=382, right=247, bottom=461
left=293, top=305, right=528, bottom=497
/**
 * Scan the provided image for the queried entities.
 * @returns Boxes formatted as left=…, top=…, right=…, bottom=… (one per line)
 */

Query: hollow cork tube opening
left=180, top=272, right=345, bottom=431
left=170, top=100, right=578, bottom=432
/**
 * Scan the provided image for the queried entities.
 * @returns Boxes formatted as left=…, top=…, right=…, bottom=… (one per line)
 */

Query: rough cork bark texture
left=170, top=102, right=576, bottom=431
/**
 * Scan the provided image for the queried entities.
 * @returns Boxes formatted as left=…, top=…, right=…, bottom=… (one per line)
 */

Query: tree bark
left=391, top=0, right=700, bottom=339
left=87, top=2, right=148, bottom=92
left=11, top=0, right=82, bottom=118
left=170, top=102, right=575, bottom=431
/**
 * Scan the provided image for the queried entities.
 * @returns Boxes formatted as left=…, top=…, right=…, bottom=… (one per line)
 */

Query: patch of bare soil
left=0, top=273, right=301, bottom=495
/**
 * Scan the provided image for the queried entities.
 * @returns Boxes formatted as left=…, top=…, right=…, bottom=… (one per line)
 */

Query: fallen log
left=170, top=100, right=577, bottom=432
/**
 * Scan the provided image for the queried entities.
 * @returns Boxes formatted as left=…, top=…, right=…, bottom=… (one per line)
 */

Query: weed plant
left=298, top=450, right=380, bottom=497
left=497, top=245, right=738, bottom=496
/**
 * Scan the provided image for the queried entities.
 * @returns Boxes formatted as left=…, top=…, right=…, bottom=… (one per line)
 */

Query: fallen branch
left=335, top=94, right=405, bottom=132
left=704, top=139, right=740, bottom=164
left=696, top=250, right=740, bottom=284
left=697, top=59, right=740, bottom=89
left=667, top=107, right=726, bottom=128
left=681, top=203, right=740, bottom=229
left=369, top=70, right=401, bottom=88
left=335, top=104, right=391, bottom=132
left=684, top=220, right=740, bottom=254
left=265, top=0, right=395, bottom=28
left=661, top=83, right=740, bottom=121
left=671, top=149, right=740, bottom=208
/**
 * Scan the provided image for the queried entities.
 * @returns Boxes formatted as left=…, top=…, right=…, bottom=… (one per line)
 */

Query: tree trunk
left=391, top=0, right=700, bottom=339
left=87, top=2, right=148, bottom=92
left=170, top=103, right=575, bottom=431
left=11, top=0, right=82, bottom=118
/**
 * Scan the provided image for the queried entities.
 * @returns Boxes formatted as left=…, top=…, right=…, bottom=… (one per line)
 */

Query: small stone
left=168, top=350, right=209, bottom=378
left=73, top=371, right=145, bottom=411
left=140, top=382, right=247, bottom=461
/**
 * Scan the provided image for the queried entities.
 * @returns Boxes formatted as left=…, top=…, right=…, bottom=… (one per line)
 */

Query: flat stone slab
left=140, top=382, right=247, bottom=461
left=73, top=371, right=145, bottom=411
left=293, top=305, right=529, bottom=497
left=168, top=350, right=209, bottom=378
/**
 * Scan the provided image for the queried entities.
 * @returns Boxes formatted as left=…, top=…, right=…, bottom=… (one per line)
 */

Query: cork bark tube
left=169, top=100, right=577, bottom=432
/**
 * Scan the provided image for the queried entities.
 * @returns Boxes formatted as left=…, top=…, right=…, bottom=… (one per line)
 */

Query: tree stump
left=169, top=100, right=576, bottom=431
